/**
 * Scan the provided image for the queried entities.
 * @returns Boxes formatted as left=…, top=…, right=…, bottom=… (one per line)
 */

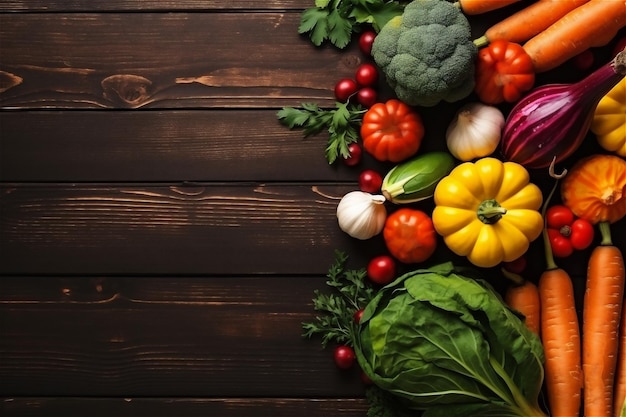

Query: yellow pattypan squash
left=591, top=78, right=626, bottom=157
left=432, top=157, right=543, bottom=268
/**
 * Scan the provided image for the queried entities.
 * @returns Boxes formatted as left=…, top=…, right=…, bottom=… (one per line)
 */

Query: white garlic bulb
left=446, top=102, right=505, bottom=161
left=336, top=191, right=387, bottom=240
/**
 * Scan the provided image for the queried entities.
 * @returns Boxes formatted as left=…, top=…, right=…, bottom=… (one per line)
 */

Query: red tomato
left=355, top=63, right=379, bottom=87
left=353, top=309, right=364, bottom=323
left=569, top=218, right=595, bottom=250
left=546, top=205, right=575, bottom=228
left=358, top=169, right=383, bottom=193
left=546, top=204, right=594, bottom=257
left=342, top=143, right=362, bottom=166
left=474, top=40, right=535, bottom=104
left=572, top=49, right=594, bottom=71
left=383, top=208, right=437, bottom=264
left=358, top=30, right=376, bottom=56
left=356, top=87, right=377, bottom=108
left=502, top=256, right=527, bottom=275
left=334, top=78, right=358, bottom=102
left=547, top=228, right=574, bottom=258
left=333, top=345, right=356, bottom=370
left=360, top=99, right=424, bottom=162
left=367, top=255, right=396, bottom=285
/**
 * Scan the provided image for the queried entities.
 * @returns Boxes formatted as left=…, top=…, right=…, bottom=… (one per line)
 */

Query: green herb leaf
left=277, top=102, right=364, bottom=164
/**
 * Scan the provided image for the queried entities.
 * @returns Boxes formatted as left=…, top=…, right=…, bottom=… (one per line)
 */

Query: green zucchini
left=381, top=152, right=455, bottom=204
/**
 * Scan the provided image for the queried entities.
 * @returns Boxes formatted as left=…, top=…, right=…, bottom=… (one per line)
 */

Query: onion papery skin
left=501, top=49, right=626, bottom=169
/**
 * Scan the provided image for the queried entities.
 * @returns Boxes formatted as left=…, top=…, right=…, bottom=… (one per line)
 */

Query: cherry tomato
left=573, top=49, right=594, bottom=71
left=334, top=78, right=358, bottom=102
left=333, top=345, right=356, bottom=370
left=547, top=229, right=574, bottom=258
left=356, top=87, right=377, bottom=108
left=546, top=205, right=574, bottom=228
left=355, top=63, right=379, bottom=87
left=353, top=308, right=364, bottom=323
left=502, top=256, right=527, bottom=275
left=569, top=218, right=595, bottom=250
left=361, top=371, right=373, bottom=385
left=358, top=30, right=376, bottom=56
left=358, top=169, right=383, bottom=193
left=367, top=255, right=396, bottom=285
left=546, top=204, right=594, bottom=258
left=342, top=143, right=362, bottom=166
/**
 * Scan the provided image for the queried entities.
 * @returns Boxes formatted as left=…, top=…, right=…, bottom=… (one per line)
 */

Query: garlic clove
left=336, top=191, right=387, bottom=240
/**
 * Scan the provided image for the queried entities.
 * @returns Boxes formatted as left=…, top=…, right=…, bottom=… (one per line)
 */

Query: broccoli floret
left=371, top=0, right=477, bottom=107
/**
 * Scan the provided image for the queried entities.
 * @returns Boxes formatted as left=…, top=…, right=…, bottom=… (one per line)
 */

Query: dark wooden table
left=1, top=1, right=625, bottom=416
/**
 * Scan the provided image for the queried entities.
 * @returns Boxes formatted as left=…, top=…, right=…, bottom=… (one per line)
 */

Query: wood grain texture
left=0, top=110, right=358, bottom=182
left=0, top=1, right=314, bottom=12
left=0, top=13, right=362, bottom=109
left=0, top=184, right=390, bottom=275
left=1, top=397, right=369, bottom=417
left=0, top=276, right=368, bottom=397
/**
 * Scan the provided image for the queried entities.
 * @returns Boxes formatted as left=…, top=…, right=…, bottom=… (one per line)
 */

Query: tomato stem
left=477, top=199, right=507, bottom=224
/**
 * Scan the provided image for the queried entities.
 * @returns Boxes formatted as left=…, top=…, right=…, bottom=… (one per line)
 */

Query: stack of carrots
left=470, top=0, right=626, bottom=73
left=503, top=163, right=626, bottom=417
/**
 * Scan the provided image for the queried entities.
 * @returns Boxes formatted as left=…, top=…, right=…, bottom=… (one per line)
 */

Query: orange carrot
left=615, top=301, right=626, bottom=417
left=503, top=269, right=541, bottom=336
left=538, top=167, right=582, bottom=417
left=583, top=221, right=626, bottom=417
left=457, top=0, right=521, bottom=15
left=474, top=0, right=589, bottom=46
left=523, top=0, right=626, bottom=72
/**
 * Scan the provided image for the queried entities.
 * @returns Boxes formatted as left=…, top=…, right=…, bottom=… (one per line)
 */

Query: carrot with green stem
left=560, top=154, right=626, bottom=417
left=523, top=0, right=626, bottom=72
left=538, top=161, right=583, bottom=417
left=474, top=0, right=590, bottom=47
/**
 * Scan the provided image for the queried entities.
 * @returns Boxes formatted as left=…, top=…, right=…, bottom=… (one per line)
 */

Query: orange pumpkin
left=561, top=154, right=626, bottom=225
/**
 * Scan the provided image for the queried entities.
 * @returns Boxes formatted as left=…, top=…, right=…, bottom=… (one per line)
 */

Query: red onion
left=501, top=48, right=626, bottom=169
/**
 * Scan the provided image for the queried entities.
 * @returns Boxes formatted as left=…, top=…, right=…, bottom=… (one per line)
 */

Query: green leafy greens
left=353, top=262, right=548, bottom=417
left=299, top=0, right=406, bottom=48
left=277, top=102, right=364, bottom=164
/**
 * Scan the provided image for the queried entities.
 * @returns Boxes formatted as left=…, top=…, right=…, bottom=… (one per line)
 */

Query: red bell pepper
left=474, top=40, right=535, bottom=105
left=546, top=204, right=595, bottom=258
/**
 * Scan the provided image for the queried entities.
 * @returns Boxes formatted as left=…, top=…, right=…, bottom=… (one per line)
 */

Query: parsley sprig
left=302, top=250, right=375, bottom=347
left=298, top=0, right=406, bottom=48
left=277, top=102, right=365, bottom=164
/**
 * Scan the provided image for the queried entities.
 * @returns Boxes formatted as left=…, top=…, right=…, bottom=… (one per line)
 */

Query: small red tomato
left=334, top=78, right=358, bottom=102
left=358, top=169, right=383, bottom=193
left=342, top=143, right=362, bottom=166
left=569, top=218, right=595, bottom=250
left=353, top=308, right=364, bottom=323
left=502, top=256, right=527, bottom=275
left=358, top=30, right=376, bottom=56
left=546, top=205, right=574, bottom=228
left=356, top=87, right=377, bottom=108
left=361, top=371, right=373, bottom=385
left=355, top=63, right=379, bottom=87
left=573, top=49, right=594, bottom=71
left=367, top=255, right=396, bottom=285
left=333, top=345, right=356, bottom=370
left=547, top=229, right=574, bottom=258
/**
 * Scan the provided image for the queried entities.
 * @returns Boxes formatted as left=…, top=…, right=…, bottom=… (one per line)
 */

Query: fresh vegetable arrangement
left=280, top=0, right=626, bottom=416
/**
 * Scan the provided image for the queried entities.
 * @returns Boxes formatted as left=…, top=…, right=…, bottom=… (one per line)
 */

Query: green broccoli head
left=372, top=0, right=477, bottom=107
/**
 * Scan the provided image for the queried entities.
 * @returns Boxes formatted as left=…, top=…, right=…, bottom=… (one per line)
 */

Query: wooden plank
left=0, top=1, right=314, bottom=12
left=0, top=276, right=369, bottom=397
left=1, top=397, right=369, bottom=417
left=0, top=110, right=360, bottom=182
left=0, top=184, right=391, bottom=275
left=0, top=13, right=360, bottom=109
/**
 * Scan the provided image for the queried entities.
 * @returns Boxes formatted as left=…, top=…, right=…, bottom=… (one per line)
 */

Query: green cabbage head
left=353, top=262, right=548, bottom=417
